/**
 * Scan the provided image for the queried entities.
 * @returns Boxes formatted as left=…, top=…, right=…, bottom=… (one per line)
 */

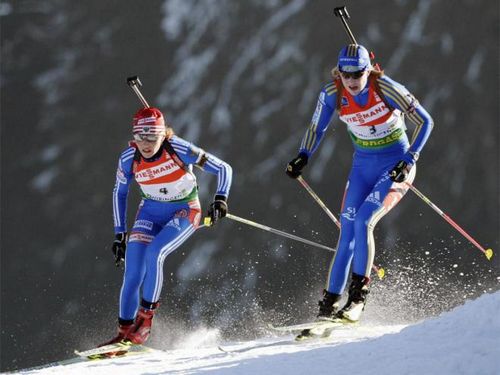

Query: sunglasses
left=340, top=70, right=365, bottom=80
left=133, top=133, right=163, bottom=142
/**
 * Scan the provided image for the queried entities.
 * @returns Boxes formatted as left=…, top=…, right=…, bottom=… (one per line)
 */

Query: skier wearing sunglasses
left=286, top=44, right=433, bottom=328
left=102, top=107, right=232, bottom=346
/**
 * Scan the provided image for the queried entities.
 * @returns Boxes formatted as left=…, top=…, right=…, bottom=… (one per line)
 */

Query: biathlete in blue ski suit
left=102, top=107, right=232, bottom=346
left=286, top=44, right=433, bottom=322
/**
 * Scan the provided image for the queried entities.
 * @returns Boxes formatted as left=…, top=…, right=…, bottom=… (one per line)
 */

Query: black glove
left=207, top=195, right=228, bottom=226
left=389, top=160, right=411, bottom=183
left=112, top=232, right=127, bottom=266
left=286, top=153, right=308, bottom=179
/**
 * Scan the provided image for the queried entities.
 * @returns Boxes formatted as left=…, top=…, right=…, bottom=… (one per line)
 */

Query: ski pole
left=127, top=75, right=150, bottom=108
left=297, top=176, right=341, bottom=228
left=334, top=6, right=357, bottom=45
left=406, top=183, right=493, bottom=260
left=333, top=7, right=380, bottom=69
left=204, top=214, right=336, bottom=253
left=297, top=176, right=385, bottom=279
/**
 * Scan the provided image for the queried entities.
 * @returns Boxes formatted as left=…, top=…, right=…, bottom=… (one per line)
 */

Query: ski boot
left=337, top=273, right=370, bottom=322
left=99, top=319, right=136, bottom=347
left=296, top=290, right=342, bottom=341
left=316, top=289, right=342, bottom=321
left=128, top=300, right=159, bottom=344
left=100, top=300, right=159, bottom=347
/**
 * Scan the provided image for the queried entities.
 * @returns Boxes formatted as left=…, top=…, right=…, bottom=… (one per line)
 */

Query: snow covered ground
left=12, top=291, right=500, bottom=375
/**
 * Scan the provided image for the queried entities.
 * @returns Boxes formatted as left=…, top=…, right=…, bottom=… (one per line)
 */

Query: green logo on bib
left=349, top=128, right=404, bottom=149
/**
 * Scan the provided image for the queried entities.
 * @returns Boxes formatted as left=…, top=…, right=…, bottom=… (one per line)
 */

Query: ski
left=269, top=318, right=357, bottom=341
left=217, top=338, right=294, bottom=354
left=269, top=318, right=352, bottom=332
left=74, top=341, right=151, bottom=360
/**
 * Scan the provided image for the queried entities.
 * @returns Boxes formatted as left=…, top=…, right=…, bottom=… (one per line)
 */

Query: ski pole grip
left=126, top=75, right=150, bottom=108
left=127, top=75, right=142, bottom=88
left=334, top=6, right=350, bottom=19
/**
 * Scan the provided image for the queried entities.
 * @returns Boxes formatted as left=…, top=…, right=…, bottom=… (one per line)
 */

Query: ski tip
left=485, top=248, right=493, bottom=260
left=217, top=345, right=229, bottom=353
left=377, top=267, right=385, bottom=279
left=267, top=323, right=280, bottom=331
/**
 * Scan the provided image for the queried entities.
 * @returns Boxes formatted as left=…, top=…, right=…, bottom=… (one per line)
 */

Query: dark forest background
left=1, top=0, right=499, bottom=371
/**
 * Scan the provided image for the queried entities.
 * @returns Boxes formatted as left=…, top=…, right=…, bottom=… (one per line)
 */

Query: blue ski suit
left=298, top=73, right=433, bottom=293
left=113, top=135, right=232, bottom=320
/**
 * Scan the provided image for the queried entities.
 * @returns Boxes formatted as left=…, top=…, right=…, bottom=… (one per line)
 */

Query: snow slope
left=13, top=291, right=500, bottom=375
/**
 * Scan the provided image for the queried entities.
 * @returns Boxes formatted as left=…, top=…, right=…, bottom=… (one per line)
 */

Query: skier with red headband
left=102, top=107, right=232, bottom=346
left=286, top=44, right=433, bottom=330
